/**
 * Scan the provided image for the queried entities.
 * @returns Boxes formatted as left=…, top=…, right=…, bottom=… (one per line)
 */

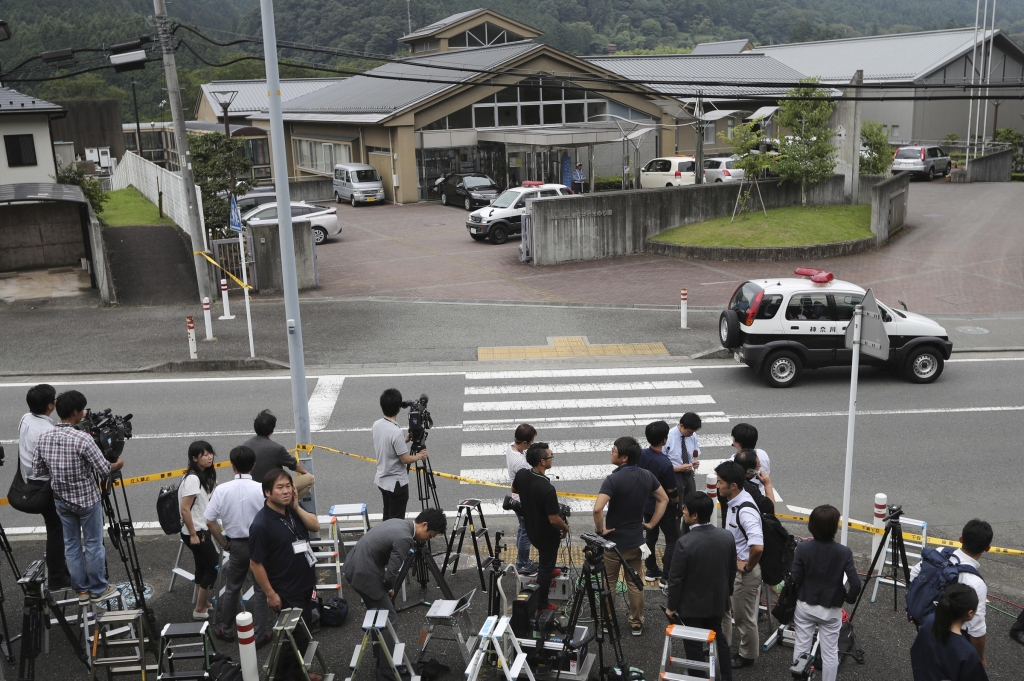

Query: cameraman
left=373, top=389, right=428, bottom=521
left=17, top=384, right=70, bottom=590
left=511, top=442, right=569, bottom=611
left=505, top=424, right=537, bottom=573
left=34, top=390, right=123, bottom=604
left=245, top=410, right=314, bottom=501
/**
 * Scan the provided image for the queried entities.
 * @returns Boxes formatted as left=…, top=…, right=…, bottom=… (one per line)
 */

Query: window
left=334, top=168, right=343, bottom=180
left=474, top=107, right=495, bottom=128
left=4, top=134, right=37, bottom=167
left=498, top=106, right=518, bottom=127
left=448, top=106, right=473, bottom=129
left=253, top=166, right=272, bottom=179
left=293, top=138, right=351, bottom=175
left=833, top=293, right=864, bottom=321
left=543, top=104, right=562, bottom=124
left=729, top=281, right=763, bottom=319
left=727, top=118, right=735, bottom=139
left=564, top=102, right=585, bottom=123
left=520, top=105, right=540, bottom=126
left=353, top=169, right=380, bottom=182
left=513, top=192, right=537, bottom=209
left=644, top=159, right=671, bottom=173
left=539, top=189, right=559, bottom=197
left=245, top=138, right=270, bottom=165
left=290, top=205, right=311, bottom=217
left=890, top=125, right=900, bottom=138
left=703, top=123, right=716, bottom=145
left=254, top=207, right=278, bottom=220
left=786, top=293, right=832, bottom=321
left=894, top=148, right=919, bottom=159
left=703, top=160, right=720, bottom=169
left=757, top=294, right=784, bottom=320
left=678, top=160, right=694, bottom=172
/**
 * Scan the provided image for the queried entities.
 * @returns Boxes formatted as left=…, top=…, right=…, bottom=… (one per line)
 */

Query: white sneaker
left=91, top=585, right=121, bottom=604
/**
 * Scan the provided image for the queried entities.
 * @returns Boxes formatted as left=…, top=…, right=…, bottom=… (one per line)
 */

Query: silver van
left=333, top=163, right=385, bottom=206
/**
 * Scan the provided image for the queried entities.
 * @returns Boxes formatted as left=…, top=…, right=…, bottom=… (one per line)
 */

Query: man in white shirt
left=715, top=461, right=764, bottom=670
left=729, top=423, right=771, bottom=495
left=205, top=446, right=271, bottom=647
left=664, top=413, right=702, bottom=503
left=17, top=384, right=70, bottom=590
left=373, top=389, right=428, bottom=521
left=910, top=518, right=992, bottom=666
left=505, top=424, right=537, bottom=572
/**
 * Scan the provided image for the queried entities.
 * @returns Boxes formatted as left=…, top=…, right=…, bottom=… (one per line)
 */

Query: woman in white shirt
left=179, top=440, right=218, bottom=619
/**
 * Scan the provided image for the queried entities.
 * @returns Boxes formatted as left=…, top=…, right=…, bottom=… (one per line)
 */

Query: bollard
left=236, top=611, right=259, bottom=681
left=870, top=493, right=887, bottom=572
left=186, top=316, right=198, bottom=359
left=705, top=473, right=717, bottom=510
left=680, top=288, right=688, bottom=329
left=202, top=297, right=214, bottom=340
left=218, top=279, right=235, bottom=320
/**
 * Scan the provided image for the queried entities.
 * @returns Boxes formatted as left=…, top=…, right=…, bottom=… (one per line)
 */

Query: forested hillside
left=4, top=0, right=1024, bottom=123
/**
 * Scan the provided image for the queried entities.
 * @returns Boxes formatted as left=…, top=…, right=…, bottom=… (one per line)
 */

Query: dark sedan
left=435, top=173, right=500, bottom=210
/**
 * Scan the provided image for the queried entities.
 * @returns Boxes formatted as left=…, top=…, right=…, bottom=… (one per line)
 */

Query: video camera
left=76, top=408, right=133, bottom=463
left=502, top=496, right=571, bottom=523
left=401, top=394, right=432, bottom=453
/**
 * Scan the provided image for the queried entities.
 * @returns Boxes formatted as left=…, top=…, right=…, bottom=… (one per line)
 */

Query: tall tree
left=859, top=120, right=893, bottom=176
left=775, top=78, right=837, bottom=205
left=187, top=133, right=254, bottom=237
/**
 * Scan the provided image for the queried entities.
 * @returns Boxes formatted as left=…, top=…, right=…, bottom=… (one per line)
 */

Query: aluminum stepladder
left=156, top=621, right=217, bottom=680
left=418, top=589, right=477, bottom=666
left=88, top=609, right=159, bottom=681
left=465, top=615, right=535, bottom=681
left=346, top=609, right=418, bottom=681
left=660, top=624, right=720, bottom=681
left=310, top=503, right=371, bottom=598
left=442, top=499, right=495, bottom=593
left=871, top=516, right=927, bottom=602
left=263, top=608, right=334, bottom=681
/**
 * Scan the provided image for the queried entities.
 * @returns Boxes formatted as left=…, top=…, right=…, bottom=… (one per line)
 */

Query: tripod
left=410, top=445, right=440, bottom=511
left=17, top=559, right=88, bottom=681
left=391, top=540, right=454, bottom=613
left=0, top=519, right=22, bottom=667
left=98, top=471, right=157, bottom=632
left=850, top=504, right=911, bottom=621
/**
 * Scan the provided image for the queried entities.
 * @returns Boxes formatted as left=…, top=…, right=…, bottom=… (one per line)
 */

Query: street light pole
left=131, top=80, right=143, bottom=157
left=211, top=90, right=239, bottom=200
left=257, top=0, right=315, bottom=512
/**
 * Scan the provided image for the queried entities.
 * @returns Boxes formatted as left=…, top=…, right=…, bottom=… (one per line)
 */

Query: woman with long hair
left=911, top=583, right=988, bottom=680
left=179, top=440, right=218, bottom=620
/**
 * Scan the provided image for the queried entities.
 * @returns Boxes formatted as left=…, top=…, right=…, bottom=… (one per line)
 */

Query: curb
left=646, top=236, right=878, bottom=262
left=688, top=347, right=732, bottom=360
left=138, top=357, right=289, bottom=372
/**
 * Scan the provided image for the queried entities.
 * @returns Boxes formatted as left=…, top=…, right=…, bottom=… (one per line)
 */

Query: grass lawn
left=651, top=204, right=873, bottom=248
left=101, top=187, right=176, bottom=227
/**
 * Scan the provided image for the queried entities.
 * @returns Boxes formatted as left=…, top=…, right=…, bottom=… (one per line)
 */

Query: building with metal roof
left=398, top=8, right=541, bottom=56
left=0, top=88, right=64, bottom=185
left=690, top=39, right=755, bottom=56
left=195, top=79, right=342, bottom=121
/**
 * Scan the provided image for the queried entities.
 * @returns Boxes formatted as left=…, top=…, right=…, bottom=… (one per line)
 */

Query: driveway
left=309, top=181, right=1024, bottom=314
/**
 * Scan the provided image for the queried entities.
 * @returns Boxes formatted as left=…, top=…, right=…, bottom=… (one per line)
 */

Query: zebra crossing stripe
left=460, top=434, right=735, bottom=457
left=465, top=380, right=703, bottom=395
left=464, top=395, right=716, bottom=412
left=462, top=458, right=732, bottom=484
left=461, top=411, right=729, bottom=432
left=466, top=367, right=694, bottom=380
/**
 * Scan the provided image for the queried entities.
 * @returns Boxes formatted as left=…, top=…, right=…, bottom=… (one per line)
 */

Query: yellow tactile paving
left=477, top=336, right=669, bottom=361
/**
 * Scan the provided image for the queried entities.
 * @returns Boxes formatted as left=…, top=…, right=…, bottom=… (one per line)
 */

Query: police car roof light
left=794, top=267, right=834, bottom=283
left=521, top=181, right=544, bottom=187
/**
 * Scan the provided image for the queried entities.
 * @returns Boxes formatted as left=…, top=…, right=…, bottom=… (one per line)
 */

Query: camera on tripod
left=883, top=504, right=903, bottom=522
left=401, top=394, right=432, bottom=452
left=76, top=408, right=133, bottom=462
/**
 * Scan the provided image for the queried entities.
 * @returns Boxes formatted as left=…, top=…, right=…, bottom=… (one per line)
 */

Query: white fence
left=110, top=151, right=205, bottom=238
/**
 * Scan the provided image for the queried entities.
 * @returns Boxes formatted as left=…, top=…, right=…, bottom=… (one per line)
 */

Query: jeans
left=351, top=584, right=400, bottom=680
left=681, top=615, right=733, bottom=681
left=535, top=543, right=558, bottom=608
left=644, top=510, right=679, bottom=576
left=722, top=564, right=761, bottom=660
left=515, top=517, right=532, bottom=569
left=792, top=601, right=842, bottom=681
left=55, top=499, right=106, bottom=595
left=216, top=538, right=268, bottom=640
left=380, top=484, right=409, bottom=522
left=272, top=588, right=314, bottom=681
left=603, top=546, right=645, bottom=627
left=36, top=497, right=71, bottom=588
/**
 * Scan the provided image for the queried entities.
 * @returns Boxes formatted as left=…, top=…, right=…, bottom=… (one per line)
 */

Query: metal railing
left=211, top=236, right=258, bottom=292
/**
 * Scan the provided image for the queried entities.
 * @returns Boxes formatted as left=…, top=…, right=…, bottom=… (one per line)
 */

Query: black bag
left=156, top=474, right=189, bottom=536
left=733, top=501, right=797, bottom=586
left=8, top=458, right=52, bottom=514
left=208, top=653, right=243, bottom=681
left=320, top=597, right=349, bottom=627
left=771, top=575, right=799, bottom=624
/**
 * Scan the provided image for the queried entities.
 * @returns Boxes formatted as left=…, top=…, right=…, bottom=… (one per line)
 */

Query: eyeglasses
left=542, top=455, right=553, bottom=460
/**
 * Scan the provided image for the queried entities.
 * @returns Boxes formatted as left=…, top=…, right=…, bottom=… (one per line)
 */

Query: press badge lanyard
left=279, top=512, right=317, bottom=567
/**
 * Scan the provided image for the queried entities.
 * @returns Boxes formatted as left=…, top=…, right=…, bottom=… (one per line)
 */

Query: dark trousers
left=676, top=471, right=696, bottom=534
left=216, top=538, right=268, bottom=640
left=380, top=484, right=409, bottom=522
left=535, top=543, right=558, bottom=608
left=681, top=615, right=732, bottom=681
left=644, top=510, right=679, bottom=576
left=39, top=497, right=70, bottom=588
left=572, top=181, right=585, bottom=194
left=273, top=588, right=314, bottom=681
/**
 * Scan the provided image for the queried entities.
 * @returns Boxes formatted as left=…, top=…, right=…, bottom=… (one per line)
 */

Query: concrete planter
left=646, top=236, right=878, bottom=262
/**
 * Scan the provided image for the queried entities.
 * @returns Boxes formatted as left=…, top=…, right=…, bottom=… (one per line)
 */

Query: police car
left=719, top=268, right=953, bottom=387
left=465, top=182, right=571, bottom=244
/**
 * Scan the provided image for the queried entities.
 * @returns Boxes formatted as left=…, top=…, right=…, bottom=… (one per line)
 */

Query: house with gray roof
left=0, top=87, right=64, bottom=184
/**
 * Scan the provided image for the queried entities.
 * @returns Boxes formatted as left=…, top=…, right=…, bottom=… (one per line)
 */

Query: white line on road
left=466, top=367, right=694, bottom=380
left=461, top=411, right=729, bottom=432
left=460, top=434, right=735, bottom=457
left=728, top=405, right=1024, bottom=419
left=465, top=380, right=703, bottom=395
left=307, top=375, right=345, bottom=432
left=462, top=458, right=732, bottom=484
left=464, top=395, right=716, bottom=412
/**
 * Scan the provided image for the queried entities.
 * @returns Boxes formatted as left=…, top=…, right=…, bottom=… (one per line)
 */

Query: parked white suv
left=703, top=157, right=744, bottom=183
left=242, top=201, right=341, bottom=244
left=465, top=182, right=571, bottom=244
left=640, top=156, right=696, bottom=188
left=719, top=268, right=953, bottom=387
left=892, top=146, right=951, bottom=180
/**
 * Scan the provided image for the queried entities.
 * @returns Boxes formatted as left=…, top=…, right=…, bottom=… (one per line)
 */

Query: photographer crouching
left=33, top=391, right=123, bottom=604
left=510, top=443, right=570, bottom=612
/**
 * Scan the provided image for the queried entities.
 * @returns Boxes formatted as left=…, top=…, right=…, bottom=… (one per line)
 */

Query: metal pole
left=222, top=101, right=236, bottom=198
left=966, top=0, right=982, bottom=169
left=840, top=305, right=862, bottom=546
left=131, top=81, right=143, bottom=158
left=973, top=0, right=990, bottom=158
left=153, top=0, right=211, bottom=303
left=258, top=0, right=315, bottom=513
left=694, top=91, right=705, bottom=185
left=239, top=229, right=255, bottom=358
left=981, top=0, right=998, bottom=155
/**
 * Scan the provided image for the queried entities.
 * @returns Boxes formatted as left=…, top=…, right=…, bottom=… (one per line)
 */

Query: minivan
left=333, top=163, right=386, bottom=206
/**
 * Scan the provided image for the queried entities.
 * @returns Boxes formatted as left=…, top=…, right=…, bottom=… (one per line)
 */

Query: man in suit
left=665, top=492, right=737, bottom=681
left=342, top=508, right=447, bottom=679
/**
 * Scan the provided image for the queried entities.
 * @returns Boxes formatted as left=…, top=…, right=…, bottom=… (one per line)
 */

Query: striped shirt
left=35, top=423, right=111, bottom=510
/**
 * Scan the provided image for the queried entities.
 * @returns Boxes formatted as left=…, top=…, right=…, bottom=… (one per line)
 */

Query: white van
left=333, top=163, right=385, bottom=206
left=640, top=156, right=696, bottom=188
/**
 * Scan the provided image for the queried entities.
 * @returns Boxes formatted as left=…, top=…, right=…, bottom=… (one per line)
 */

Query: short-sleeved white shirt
left=19, top=412, right=54, bottom=480
left=725, top=489, right=764, bottom=561
left=178, top=473, right=211, bottom=535
left=506, top=444, right=530, bottom=501
left=372, top=417, right=409, bottom=492
left=910, top=549, right=987, bottom=637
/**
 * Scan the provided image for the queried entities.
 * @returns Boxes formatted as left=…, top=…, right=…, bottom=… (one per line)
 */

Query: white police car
left=719, top=268, right=953, bottom=387
left=465, top=182, right=571, bottom=244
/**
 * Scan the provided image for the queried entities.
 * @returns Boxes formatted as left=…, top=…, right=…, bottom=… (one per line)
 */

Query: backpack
left=905, top=547, right=983, bottom=624
left=156, top=473, right=193, bottom=536
left=733, top=501, right=797, bottom=586
left=320, top=597, right=349, bottom=627
left=208, top=653, right=243, bottom=681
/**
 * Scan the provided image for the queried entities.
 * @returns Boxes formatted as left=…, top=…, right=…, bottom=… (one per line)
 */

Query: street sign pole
left=230, top=196, right=255, bottom=358
left=840, top=305, right=862, bottom=547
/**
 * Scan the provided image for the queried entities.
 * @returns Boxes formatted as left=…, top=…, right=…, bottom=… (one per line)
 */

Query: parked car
left=465, top=182, right=571, bottom=244
left=703, top=157, right=744, bottom=183
left=242, top=201, right=341, bottom=244
left=333, top=163, right=385, bottom=206
left=891, top=146, right=951, bottom=180
left=640, top=156, right=697, bottom=188
left=233, top=189, right=277, bottom=214
left=434, top=173, right=501, bottom=210
left=719, top=268, right=952, bottom=387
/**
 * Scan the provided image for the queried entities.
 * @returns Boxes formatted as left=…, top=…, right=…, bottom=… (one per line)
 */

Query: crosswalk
left=456, top=366, right=740, bottom=516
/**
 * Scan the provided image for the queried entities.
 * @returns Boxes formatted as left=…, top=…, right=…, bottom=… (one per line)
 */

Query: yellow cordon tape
left=193, top=251, right=253, bottom=290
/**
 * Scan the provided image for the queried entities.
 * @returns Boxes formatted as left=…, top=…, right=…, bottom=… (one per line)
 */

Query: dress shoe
left=255, top=633, right=273, bottom=649
left=1010, top=625, right=1024, bottom=646
left=731, top=655, right=755, bottom=669
left=213, top=626, right=236, bottom=643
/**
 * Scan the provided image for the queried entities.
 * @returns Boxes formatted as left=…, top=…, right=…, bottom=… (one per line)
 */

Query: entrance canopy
left=476, top=123, right=628, bottom=148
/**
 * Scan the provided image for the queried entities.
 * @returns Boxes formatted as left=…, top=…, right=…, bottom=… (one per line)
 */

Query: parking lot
left=306, top=181, right=1024, bottom=314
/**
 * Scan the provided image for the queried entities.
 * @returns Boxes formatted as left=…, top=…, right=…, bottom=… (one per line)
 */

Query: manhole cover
left=955, top=326, right=990, bottom=335
left=114, top=581, right=154, bottom=607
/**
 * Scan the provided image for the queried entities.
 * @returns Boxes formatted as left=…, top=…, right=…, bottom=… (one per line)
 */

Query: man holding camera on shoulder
left=34, top=390, right=123, bottom=605
left=373, top=389, right=429, bottom=521
left=511, top=442, right=569, bottom=612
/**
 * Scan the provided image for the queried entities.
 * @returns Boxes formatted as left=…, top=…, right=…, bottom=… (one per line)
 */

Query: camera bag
left=8, top=458, right=53, bottom=515
left=156, top=473, right=192, bottom=535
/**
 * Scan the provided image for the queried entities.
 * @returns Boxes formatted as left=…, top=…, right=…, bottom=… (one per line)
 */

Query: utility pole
left=406, top=0, right=412, bottom=36
left=258, top=0, right=316, bottom=513
left=153, top=0, right=211, bottom=303
left=130, top=81, right=143, bottom=157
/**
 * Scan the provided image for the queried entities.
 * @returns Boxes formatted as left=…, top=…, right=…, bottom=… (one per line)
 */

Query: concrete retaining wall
left=251, top=220, right=317, bottom=293
left=86, top=205, right=116, bottom=305
left=288, top=179, right=334, bottom=203
left=646, top=236, right=878, bottom=262
left=0, top=202, right=86, bottom=271
left=870, top=172, right=910, bottom=246
left=530, top=176, right=846, bottom=266
left=857, top=175, right=886, bottom=206
left=967, top=149, right=1013, bottom=182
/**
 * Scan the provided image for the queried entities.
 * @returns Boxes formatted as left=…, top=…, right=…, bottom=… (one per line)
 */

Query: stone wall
left=967, top=149, right=1013, bottom=182
left=869, top=172, right=911, bottom=246
left=288, top=179, right=335, bottom=203
left=250, top=220, right=317, bottom=293
left=86, top=204, right=116, bottom=304
left=0, top=202, right=86, bottom=271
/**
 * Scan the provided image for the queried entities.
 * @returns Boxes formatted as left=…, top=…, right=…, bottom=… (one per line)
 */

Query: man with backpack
left=908, top=519, right=992, bottom=667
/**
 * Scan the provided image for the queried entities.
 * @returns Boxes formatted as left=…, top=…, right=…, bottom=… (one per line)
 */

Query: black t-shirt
left=248, top=503, right=315, bottom=597
left=598, top=465, right=661, bottom=550
left=513, top=468, right=560, bottom=549
left=244, top=435, right=296, bottom=486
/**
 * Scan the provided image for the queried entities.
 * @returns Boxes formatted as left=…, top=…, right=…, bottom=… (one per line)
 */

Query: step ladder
left=88, top=609, right=158, bottom=681
left=310, top=503, right=371, bottom=598
left=263, top=608, right=333, bottom=681
left=346, top=609, right=417, bottom=681
left=659, top=623, right=719, bottom=681
left=442, top=500, right=495, bottom=592
left=871, top=516, right=927, bottom=602
left=155, top=621, right=218, bottom=680
left=50, top=589, right=129, bottom=652
left=418, top=589, right=477, bottom=666
left=465, top=615, right=536, bottom=681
